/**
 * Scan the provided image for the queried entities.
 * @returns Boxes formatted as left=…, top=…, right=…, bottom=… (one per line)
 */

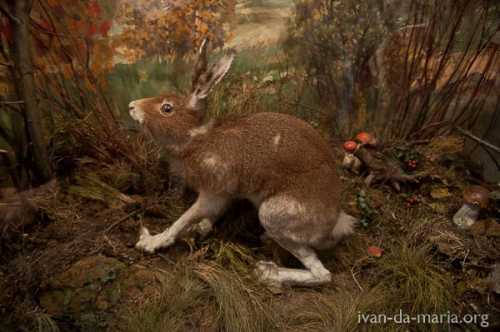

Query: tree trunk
left=11, top=0, right=52, bottom=182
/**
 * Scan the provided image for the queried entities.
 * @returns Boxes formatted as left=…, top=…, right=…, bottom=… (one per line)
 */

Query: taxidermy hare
left=128, top=40, right=357, bottom=287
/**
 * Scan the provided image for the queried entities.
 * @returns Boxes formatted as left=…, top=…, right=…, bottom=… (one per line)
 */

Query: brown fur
left=134, top=97, right=342, bottom=249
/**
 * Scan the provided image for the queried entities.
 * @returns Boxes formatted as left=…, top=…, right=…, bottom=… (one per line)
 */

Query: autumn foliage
left=114, top=0, right=233, bottom=62
left=29, top=0, right=115, bottom=76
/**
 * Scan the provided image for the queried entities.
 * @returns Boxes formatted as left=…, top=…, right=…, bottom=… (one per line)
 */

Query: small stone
left=454, top=215, right=475, bottom=229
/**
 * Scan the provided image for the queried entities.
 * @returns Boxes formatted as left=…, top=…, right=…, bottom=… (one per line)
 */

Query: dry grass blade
left=33, top=312, right=60, bottom=332
left=195, top=262, right=276, bottom=332
left=211, top=240, right=257, bottom=274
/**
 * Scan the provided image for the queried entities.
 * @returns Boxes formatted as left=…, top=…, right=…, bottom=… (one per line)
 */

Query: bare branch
left=0, top=100, right=25, bottom=105
left=455, top=126, right=500, bottom=154
left=0, top=3, right=20, bottom=24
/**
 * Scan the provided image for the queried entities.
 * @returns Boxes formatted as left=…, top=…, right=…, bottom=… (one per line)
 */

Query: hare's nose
left=128, top=101, right=145, bottom=124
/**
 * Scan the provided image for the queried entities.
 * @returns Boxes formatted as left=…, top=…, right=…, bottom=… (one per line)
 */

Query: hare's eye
left=160, top=103, right=174, bottom=115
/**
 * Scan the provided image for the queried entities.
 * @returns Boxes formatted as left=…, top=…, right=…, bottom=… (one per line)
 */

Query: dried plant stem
left=454, top=126, right=500, bottom=154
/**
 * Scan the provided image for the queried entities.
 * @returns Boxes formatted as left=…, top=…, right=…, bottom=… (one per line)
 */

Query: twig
left=104, top=210, right=140, bottom=233
left=462, top=249, right=470, bottom=271
left=0, top=101, right=24, bottom=105
left=0, top=149, right=7, bottom=154
left=351, top=266, right=363, bottom=291
left=158, top=253, right=176, bottom=265
left=0, top=203, right=23, bottom=207
left=454, top=126, right=500, bottom=154
left=350, top=256, right=369, bottom=291
left=103, top=235, right=118, bottom=254
left=0, top=4, right=21, bottom=24
left=407, top=139, right=432, bottom=146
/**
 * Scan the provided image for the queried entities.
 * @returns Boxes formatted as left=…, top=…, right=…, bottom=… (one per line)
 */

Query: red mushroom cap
left=343, top=140, right=358, bottom=153
left=355, top=132, right=377, bottom=146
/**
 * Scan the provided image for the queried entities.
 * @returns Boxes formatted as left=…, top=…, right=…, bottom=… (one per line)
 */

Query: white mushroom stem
left=453, top=203, right=480, bottom=229
left=342, top=153, right=361, bottom=174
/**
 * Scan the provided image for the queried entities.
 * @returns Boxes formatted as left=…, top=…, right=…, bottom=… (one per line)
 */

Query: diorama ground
left=1, top=134, right=499, bottom=332
left=1, top=1, right=499, bottom=331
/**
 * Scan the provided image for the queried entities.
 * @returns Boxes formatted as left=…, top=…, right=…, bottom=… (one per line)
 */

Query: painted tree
left=1, top=0, right=53, bottom=185
left=114, top=0, right=234, bottom=62
left=0, top=0, right=118, bottom=186
left=286, top=0, right=499, bottom=139
left=31, top=0, right=117, bottom=79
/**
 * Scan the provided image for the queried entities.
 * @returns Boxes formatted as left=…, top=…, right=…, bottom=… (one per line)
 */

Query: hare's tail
left=332, top=210, right=357, bottom=242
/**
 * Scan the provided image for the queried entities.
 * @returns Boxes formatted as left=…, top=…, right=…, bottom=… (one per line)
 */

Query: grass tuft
left=277, top=286, right=388, bottom=332
left=195, top=263, right=276, bottom=332
left=377, top=241, right=452, bottom=329
left=122, top=267, right=207, bottom=332
left=210, top=240, right=257, bottom=274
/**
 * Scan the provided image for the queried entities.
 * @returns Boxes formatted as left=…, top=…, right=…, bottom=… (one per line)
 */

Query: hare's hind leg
left=254, top=238, right=331, bottom=287
left=255, top=197, right=332, bottom=287
left=136, top=192, right=228, bottom=253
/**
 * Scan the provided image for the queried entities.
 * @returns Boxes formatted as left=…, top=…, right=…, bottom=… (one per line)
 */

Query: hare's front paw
left=135, top=227, right=174, bottom=253
left=254, top=261, right=282, bottom=288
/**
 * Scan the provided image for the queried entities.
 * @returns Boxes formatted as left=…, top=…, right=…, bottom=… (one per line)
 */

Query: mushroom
left=355, top=131, right=378, bottom=148
left=342, top=140, right=361, bottom=174
left=453, top=185, right=489, bottom=229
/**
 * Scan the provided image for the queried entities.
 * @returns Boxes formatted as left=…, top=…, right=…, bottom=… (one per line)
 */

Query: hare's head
left=128, top=40, right=234, bottom=147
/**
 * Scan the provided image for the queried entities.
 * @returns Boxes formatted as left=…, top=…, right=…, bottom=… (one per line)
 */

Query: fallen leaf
left=367, top=246, right=384, bottom=258
left=429, top=202, right=447, bottom=214
left=430, top=187, right=451, bottom=199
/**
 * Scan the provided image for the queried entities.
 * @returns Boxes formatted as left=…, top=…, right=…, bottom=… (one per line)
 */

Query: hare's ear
left=188, top=40, right=235, bottom=111
left=191, top=38, right=209, bottom=91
